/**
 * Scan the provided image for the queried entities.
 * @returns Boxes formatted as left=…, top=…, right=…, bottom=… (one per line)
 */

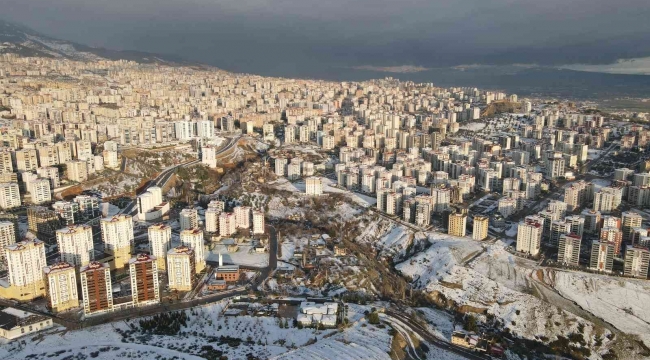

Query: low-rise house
left=0, top=307, right=53, bottom=340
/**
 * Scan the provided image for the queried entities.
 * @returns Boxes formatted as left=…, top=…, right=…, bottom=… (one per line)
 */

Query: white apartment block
left=472, top=216, right=489, bottom=241
left=306, top=177, right=323, bottom=196
left=202, top=145, right=217, bottom=168
left=624, top=245, right=650, bottom=279
left=6, top=239, right=47, bottom=288
left=219, top=212, right=236, bottom=237
left=205, top=208, right=220, bottom=233
left=593, top=187, right=623, bottom=213
left=66, top=160, right=88, bottom=182
left=590, top=240, right=615, bottom=273
left=103, top=150, right=119, bottom=169
left=167, top=246, right=195, bottom=291
left=14, top=149, right=38, bottom=172
left=179, top=208, right=199, bottom=230
left=287, top=162, right=301, bottom=180
left=43, top=262, right=79, bottom=313
left=37, top=167, right=61, bottom=189
left=558, top=233, right=581, bottom=266
left=148, top=223, right=172, bottom=270
left=234, top=206, right=251, bottom=229
left=29, top=178, right=51, bottom=204
left=275, top=157, right=287, bottom=176
left=56, top=225, right=94, bottom=267
left=208, top=200, right=225, bottom=212
left=322, top=135, right=335, bottom=150
left=0, top=150, right=12, bottom=173
left=100, top=214, right=134, bottom=269
left=0, top=183, right=21, bottom=209
left=252, top=211, right=265, bottom=235
left=180, top=228, right=205, bottom=273
left=0, top=221, right=16, bottom=260
left=498, top=197, right=517, bottom=217
left=516, top=216, right=544, bottom=256
left=622, top=211, right=643, bottom=244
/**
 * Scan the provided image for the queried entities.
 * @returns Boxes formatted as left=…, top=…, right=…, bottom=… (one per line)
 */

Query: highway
left=385, top=309, right=490, bottom=360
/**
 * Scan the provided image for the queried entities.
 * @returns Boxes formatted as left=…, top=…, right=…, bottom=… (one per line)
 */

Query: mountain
left=0, top=19, right=190, bottom=64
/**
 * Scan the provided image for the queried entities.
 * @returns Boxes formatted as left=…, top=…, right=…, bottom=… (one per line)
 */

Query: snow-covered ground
left=459, top=122, right=486, bottom=132
left=588, top=149, right=605, bottom=160
left=590, top=178, right=611, bottom=191
left=209, top=244, right=269, bottom=268
left=0, top=301, right=406, bottom=360
left=540, top=269, right=650, bottom=346
left=394, top=234, right=613, bottom=354
left=101, top=202, right=121, bottom=217
left=269, top=177, right=376, bottom=207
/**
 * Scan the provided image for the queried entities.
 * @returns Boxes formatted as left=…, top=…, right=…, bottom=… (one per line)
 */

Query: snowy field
left=269, top=177, right=376, bottom=207
left=394, top=234, right=613, bottom=354
left=101, top=202, right=121, bottom=217
left=0, top=302, right=404, bottom=360
left=541, top=269, right=650, bottom=346
left=459, top=122, right=486, bottom=132
left=209, top=244, right=269, bottom=268
left=587, top=149, right=605, bottom=160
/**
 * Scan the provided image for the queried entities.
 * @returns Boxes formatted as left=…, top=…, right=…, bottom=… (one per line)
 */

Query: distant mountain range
left=0, top=19, right=191, bottom=65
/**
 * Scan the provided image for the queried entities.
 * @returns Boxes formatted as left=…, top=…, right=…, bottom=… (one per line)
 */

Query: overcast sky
left=3, top=0, right=650, bottom=75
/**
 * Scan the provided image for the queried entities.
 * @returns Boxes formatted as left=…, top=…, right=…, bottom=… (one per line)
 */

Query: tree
left=367, top=311, right=380, bottom=325
left=464, top=315, right=477, bottom=332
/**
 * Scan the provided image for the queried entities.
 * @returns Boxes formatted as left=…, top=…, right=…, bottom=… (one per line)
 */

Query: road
left=385, top=309, right=490, bottom=360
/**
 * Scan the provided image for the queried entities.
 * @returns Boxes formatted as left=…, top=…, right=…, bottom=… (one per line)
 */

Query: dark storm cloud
left=2, top=0, right=650, bottom=75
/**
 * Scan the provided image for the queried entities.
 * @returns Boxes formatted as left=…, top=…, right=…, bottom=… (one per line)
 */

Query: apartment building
left=558, top=233, right=581, bottom=267
left=148, top=223, right=172, bottom=271
left=590, top=240, right=615, bottom=273
left=180, top=228, right=205, bottom=273
left=55, top=225, right=94, bottom=267
left=234, top=206, right=251, bottom=229
left=448, top=212, right=467, bottom=237
left=66, top=160, right=88, bottom=182
left=0, top=183, right=20, bottom=209
left=219, top=212, right=236, bottom=237
left=179, top=208, right=198, bottom=230
left=129, top=253, right=160, bottom=306
left=252, top=211, right=265, bottom=235
left=5, top=239, right=47, bottom=300
left=43, top=262, right=79, bottom=313
left=167, top=246, right=196, bottom=291
left=100, top=214, right=134, bottom=270
left=472, top=215, right=489, bottom=241
left=516, top=216, right=544, bottom=256
left=306, top=176, right=323, bottom=196
left=624, top=245, right=650, bottom=279
left=80, top=261, right=113, bottom=316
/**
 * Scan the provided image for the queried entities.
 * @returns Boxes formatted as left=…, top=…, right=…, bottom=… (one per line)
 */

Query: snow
left=396, top=233, right=484, bottom=287
left=505, top=223, right=518, bottom=238
left=209, top=244, right=269, bottom=268
left=274, top=319, right=392, bottom=360
left=1, top=301, right=394, bottom=360
left=590, top=178, right=611, bottom=191
left=459, top=122, right=486, bottom=132
left=415, top=307, right=456, bottom=341
left=269, top=178, right=376, bottom=207
left=395, top=236, right=613, bottom=352
left=587, top=149, right=605, bottom=160
left=101, top=202, right=121, bottom=217
left=545, top=269, right=650, bottom=346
